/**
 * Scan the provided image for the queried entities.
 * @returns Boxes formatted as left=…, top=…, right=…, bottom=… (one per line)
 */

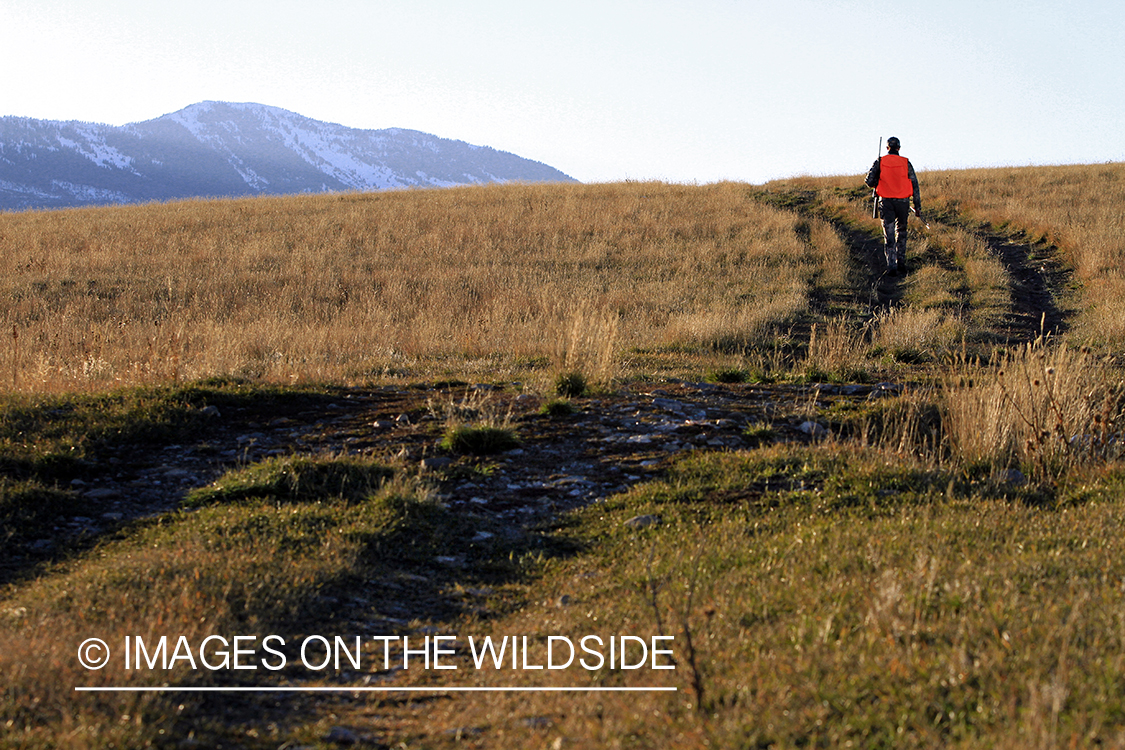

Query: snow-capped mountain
left=0, top=102, right=577, bottom=211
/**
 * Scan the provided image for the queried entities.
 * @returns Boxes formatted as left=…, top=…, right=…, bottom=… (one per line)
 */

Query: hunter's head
left=887, top=136, right=901, bottom=154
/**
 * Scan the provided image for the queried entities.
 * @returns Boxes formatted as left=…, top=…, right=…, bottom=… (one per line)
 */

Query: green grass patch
left=0, top=381, right=343, bottom=481
left=538, top=398, right=578, bottom=417
left=741, top=423, right=777, bottom=448
left=0, top=480, right=85, bottom=548
left=706, top=366, right=749, bottom=384
left=183, top=454, right=396, bottom=507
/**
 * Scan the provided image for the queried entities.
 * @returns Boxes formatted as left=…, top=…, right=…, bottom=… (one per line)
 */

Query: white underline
left=76, top=686, right=677, bottom=693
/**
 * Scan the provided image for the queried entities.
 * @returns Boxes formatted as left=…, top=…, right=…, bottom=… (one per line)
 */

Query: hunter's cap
left=887, top=136, right=901, bottom=149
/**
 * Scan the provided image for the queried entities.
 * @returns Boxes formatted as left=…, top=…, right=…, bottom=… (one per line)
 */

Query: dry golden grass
left=941, top=340, right=1124, bottom=485
left=5, top=163, right=1119, bottom=394
left=0, top=182, right=845, bottom=393
left=924, top=163, right=1125, bottom=343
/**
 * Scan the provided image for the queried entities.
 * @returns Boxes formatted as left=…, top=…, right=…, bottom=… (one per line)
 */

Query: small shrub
left=745, top=367, right=776, bottom=384
left=555, top=371, right=588, bottom=398
left=539, top=399, right=578, bottom=417
left=440, top=425, right=520, bottom=455
left=798, top=366, right=834, bottom=384
left=890, top=347, right=930, bottom=364
left=837, top=367, right=872, bottom=383
left=708, top=367, right=748, bottom=384
left=743, top=424, right=777, bottom=448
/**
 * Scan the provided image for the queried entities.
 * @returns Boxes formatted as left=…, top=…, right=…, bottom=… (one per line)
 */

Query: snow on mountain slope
left=58, top=123, right=138, bottom=172
left=155, top=101, right=564, bottom=191
left=0, top=102, right=576, bottom=211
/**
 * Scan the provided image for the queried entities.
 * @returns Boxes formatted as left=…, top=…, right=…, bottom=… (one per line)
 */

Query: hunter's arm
left=907, top=161, right=921, bottom=212
left=864, top=158, right=881, bottom=188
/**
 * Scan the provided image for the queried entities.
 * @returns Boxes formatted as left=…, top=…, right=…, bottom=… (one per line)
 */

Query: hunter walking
left=865, top=136, right=922, bottom=274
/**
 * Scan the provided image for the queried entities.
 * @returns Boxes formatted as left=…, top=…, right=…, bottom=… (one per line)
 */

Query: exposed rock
left=1002, top=468, right=1028, bottom=486
left=522, top=716, right=553, bottom=729
left=624, top=514, right=661, bottom=529
left=84, top=488, right=120, bottom=500
left=652, top=397, right=687, bottom=414
left=322, top=726, right=361, bottom=745
left=799, top=421, right=828, bottom=439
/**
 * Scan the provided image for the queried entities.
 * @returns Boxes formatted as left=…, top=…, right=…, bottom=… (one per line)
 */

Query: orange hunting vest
left=876, top=154, right=913, bottom=199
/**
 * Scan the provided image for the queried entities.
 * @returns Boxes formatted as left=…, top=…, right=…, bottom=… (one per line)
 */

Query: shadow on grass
left=155, top=459, right=585, bottom=745
left=180, top=453, right=585, bottom=628
left=0, top=382, right=379, bottom=588
left=1, top=446, right=587, bottom=748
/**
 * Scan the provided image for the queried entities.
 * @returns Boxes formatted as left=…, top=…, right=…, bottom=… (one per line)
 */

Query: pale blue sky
left=3, top=0, right=1121, bottom=183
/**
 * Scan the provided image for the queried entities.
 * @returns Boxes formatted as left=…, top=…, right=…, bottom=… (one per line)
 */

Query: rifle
left=871, top=137, right=881, bottom=219
left=911, top=204, right=930, bottom=229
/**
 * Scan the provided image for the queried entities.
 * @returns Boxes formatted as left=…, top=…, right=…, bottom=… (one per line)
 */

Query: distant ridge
left=0, top=101, right=578, bottom=211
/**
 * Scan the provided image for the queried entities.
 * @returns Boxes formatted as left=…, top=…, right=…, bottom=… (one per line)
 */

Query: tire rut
left=813, top=194, right=1073, bottom=344
left=976, top=229, right=1070, bottom=341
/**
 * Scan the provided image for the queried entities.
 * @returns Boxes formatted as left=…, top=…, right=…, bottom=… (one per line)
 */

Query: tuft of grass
left=440, top=424, right=520, bottom=455
left=707, top=367, right=748, bottom=384
left=429, top=387, right=520, bottom=455
left=888, top=345, right=931, bottom=364
left=538, top=398, right=578, bottom=417
left=554, top=371, right=588, bottom=398
left=741, top=424, right=777, bottom=448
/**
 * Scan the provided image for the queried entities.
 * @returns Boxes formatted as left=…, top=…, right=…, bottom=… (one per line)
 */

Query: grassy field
left=2, top=164, right=1125, bottom=748
left=0, top=182, right=851, bottom=392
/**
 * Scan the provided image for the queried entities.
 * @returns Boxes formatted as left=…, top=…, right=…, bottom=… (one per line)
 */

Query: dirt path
left=975, top=229, right=1071, bottom=340
left=49, top=379, right=903, bottom=543
left=784, top=188, right=1074, bottom=344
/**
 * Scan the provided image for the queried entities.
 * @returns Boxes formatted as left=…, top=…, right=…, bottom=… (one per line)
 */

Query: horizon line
left=76, top=685, right=678, bottom=693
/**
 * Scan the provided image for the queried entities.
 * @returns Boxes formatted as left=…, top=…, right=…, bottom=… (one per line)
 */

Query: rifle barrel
left=871, top=137, right=882, bottom=219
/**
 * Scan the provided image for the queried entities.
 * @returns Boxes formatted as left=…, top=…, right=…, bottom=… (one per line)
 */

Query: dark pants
left=879, top=197, right=910, bottom=269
